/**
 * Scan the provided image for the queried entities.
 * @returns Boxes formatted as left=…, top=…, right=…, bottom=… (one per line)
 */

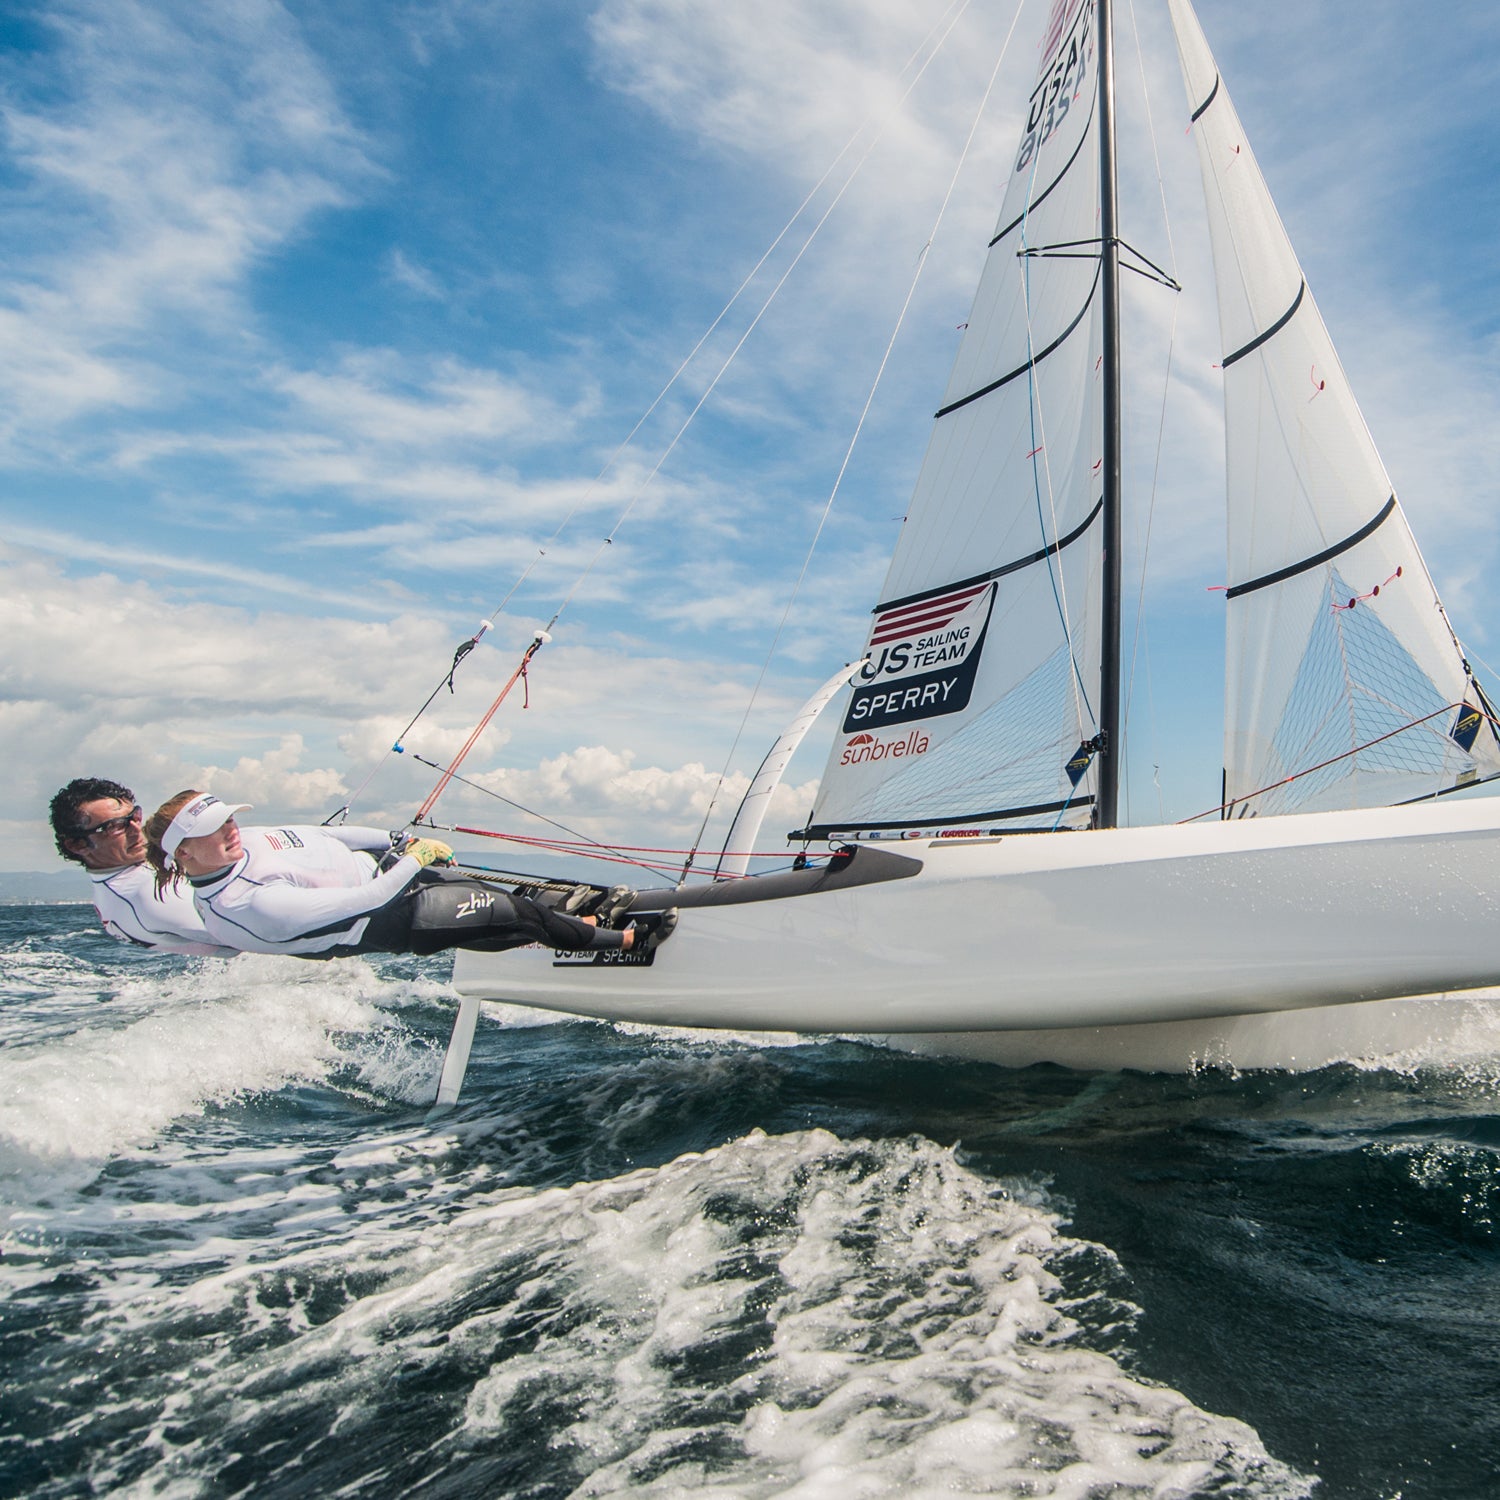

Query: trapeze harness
left=184, top=825, right=625, bottom=959
left=89, top=863, right=236, bottom=956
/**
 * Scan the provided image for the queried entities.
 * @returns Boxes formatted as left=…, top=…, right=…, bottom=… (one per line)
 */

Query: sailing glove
left=405, top=837, right=455, bottom=868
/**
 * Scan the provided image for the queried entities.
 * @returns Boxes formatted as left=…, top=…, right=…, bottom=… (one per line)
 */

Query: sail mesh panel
left=863, top=645, right=1089, bottom=827
left=1237, top=572, right=1473, bottom=816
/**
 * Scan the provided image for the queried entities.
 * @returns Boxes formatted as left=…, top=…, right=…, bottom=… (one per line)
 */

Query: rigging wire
left=406, top=5, right=1001, bottom=828
left=407, top=752, right=661, bottom=876
left=333, top=0, right=978, bottom=824
left=537, top=0, right=985, bottom=640
left=683, top=0, right=1026, bottom=877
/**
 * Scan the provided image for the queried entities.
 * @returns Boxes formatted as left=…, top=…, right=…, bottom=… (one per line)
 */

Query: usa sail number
left=1016, top=1, right=1095, bottom=174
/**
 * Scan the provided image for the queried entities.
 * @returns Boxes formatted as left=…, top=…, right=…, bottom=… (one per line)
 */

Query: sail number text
left=1015, top=0, right=1095, bottom=175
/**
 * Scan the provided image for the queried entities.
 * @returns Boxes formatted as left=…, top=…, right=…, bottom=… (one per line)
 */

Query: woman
left=144, top=791, right=670, bottom=959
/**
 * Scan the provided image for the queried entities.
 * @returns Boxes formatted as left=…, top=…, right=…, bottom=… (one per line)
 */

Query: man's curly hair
left=49, top=777, right=136, bottom=864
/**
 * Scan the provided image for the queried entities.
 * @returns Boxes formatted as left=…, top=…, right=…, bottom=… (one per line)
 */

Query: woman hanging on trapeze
left=142, top=791, right=676, bottom=960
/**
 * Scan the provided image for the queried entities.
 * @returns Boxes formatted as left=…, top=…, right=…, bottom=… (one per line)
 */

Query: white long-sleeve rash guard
left=89, top=863, right=237, bottom=956
left=188, top=825, right=422, bottom=956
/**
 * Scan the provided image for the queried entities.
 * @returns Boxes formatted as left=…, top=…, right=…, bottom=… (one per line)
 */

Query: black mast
left=1096, top=0, right=1123, bottom=829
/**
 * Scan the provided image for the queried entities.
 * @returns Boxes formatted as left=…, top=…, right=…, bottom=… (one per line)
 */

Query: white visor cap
left=162, top=794, right=252, bottom=859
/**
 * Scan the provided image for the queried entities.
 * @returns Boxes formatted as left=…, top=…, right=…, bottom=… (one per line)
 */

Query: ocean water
left=2, top=904, right=1498, bottom=1500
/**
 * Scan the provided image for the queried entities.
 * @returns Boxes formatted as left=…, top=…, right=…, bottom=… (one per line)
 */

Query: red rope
left=1331, top=565, right=1402, bottom=612
left=1180, top=701, right=1480, bottom=823
left=413, top=636, right=544, bottom=824
left=445, top=822, right=808, bottom=865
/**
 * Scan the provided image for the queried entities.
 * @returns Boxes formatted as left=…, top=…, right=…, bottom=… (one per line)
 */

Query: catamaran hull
left=882, top=992, right=1500, bottom=1073
left=451, top=802, right=1500, bottom=1059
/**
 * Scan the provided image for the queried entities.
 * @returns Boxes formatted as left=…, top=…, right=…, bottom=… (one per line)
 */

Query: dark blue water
left=2, top=903, right=1497, bottom=1498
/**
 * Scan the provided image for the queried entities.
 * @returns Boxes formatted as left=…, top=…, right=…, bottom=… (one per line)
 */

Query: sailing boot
left=628, top=909, right=678, bottom=955
left=562, top=882, right=636, bottom=921
left=600, top=885, right=637, bottom=926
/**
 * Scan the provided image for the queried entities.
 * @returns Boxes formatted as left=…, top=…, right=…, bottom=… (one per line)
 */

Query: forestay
left=802, top=0, right=1106, bottom=840
left=1168, top=0, right=1500, bottom=815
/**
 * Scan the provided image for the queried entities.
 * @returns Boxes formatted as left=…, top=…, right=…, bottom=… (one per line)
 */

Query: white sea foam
left=1348, top=993, right=1500, bottom=1084
left=64, top=1130, right=1313, bottom=1498
left=0, top=954, right=441, bottom=1190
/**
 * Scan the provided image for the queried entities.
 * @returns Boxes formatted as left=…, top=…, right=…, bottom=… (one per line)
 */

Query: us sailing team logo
left=843, top=581, right=996, bottom=733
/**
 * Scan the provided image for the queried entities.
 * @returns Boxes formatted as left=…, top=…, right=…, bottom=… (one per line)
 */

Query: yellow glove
left=405, top=837, right=454, bottom=868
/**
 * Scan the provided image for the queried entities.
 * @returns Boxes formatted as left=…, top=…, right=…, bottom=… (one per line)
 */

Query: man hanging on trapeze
left=49, top=777, right=236, bottom=956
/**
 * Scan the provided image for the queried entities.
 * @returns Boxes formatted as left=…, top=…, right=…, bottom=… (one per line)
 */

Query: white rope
left=545, top=0, right=984, bottom=630
left=688, top=0, right=1027, bottom=863
left=339, top=0, right=975, bottom=821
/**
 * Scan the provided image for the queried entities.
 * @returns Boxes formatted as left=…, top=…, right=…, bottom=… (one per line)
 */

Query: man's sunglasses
left=77, top=805, right=144, bottom=840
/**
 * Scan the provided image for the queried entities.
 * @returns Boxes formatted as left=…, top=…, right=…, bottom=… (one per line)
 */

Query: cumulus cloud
left=3, top=544, right=834, bottom=869
left=466, top=744, right=820, bottom=862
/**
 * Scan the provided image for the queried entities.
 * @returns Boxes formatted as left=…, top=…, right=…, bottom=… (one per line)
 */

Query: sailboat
left=442, top=0, right=1500, bottom=1074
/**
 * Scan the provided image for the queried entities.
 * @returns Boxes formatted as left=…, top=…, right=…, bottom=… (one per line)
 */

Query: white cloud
left=5, top=522, right=385, bottom=612
left=386, top=248, right=445, bottom=301
left=467, top=744, right=820, bottom=858
left=266, top=350, right=568, bottom=449
left=590, top=0, right=1013, bottom=198
left=1, top=544, right=835, bottom=870
left=198, top=735, right=348, bottom=809
left=0, top=0, right=371, bottom=441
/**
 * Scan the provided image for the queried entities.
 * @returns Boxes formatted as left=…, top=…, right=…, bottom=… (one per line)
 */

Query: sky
left=3, top=0, right=1499, bottom=876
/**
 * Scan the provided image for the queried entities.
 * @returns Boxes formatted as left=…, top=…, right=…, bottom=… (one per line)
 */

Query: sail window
left=1236, top=570, right=1473, bottom=816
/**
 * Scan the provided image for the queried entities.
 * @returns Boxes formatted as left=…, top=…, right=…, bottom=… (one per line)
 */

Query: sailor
left=48, top=777, right=235, bottom=956
left=143, top=791, right=674, bottom=960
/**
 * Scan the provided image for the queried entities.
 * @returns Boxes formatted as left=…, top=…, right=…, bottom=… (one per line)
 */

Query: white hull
left=882, top=991, right=1500, bottom=1073
left=452, top=801, right=1500, bottom=1068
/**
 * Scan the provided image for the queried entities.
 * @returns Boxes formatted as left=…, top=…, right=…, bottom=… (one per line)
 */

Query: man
left=49, top=777, right=234, bottom=955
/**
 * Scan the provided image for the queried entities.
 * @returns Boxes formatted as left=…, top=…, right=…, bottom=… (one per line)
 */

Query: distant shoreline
left=0, top=871, right=93, bottom=904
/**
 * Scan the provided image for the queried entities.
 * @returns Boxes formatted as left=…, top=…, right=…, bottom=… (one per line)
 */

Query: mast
left=1096, top=0, right=1123, bottom=829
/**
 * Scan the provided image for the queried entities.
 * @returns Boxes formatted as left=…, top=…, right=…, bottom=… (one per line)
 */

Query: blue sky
left=4, top=0, right=1499, bottom=874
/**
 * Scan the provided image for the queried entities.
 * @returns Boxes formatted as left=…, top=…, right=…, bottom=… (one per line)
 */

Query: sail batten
left=1226, top=497, right=1396, bottom=601
left=1189, top=74, right=1219, bottom=122
left=1221, top=280, right=1305, bottom=368
left=877, top=497, right=1104, bottom=614
left=990, top=89, right=1100, bottom=246
left=935, top=266, right=1102, bottom=418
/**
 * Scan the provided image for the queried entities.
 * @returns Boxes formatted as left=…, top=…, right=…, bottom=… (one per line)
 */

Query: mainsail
left=1167, top=0, right=1500, bottom=815
left=804, top=0, right=1107, bottom=838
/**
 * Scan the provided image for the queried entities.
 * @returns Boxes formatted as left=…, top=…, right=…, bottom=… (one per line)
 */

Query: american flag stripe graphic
left=869, top=583, right=988, bottom=646
left=1040, top=0, right=1081, bottom=67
